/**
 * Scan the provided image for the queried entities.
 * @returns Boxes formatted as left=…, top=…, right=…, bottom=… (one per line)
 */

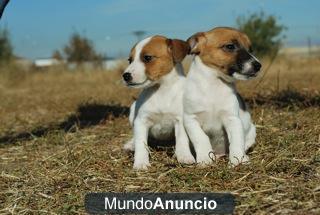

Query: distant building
left=32, top=57, right=126, bottom=70
left=34, top=58, right=60, bottom=67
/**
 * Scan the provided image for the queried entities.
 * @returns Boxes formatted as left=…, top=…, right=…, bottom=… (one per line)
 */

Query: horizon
left=1, top=0, right=320, bottom=60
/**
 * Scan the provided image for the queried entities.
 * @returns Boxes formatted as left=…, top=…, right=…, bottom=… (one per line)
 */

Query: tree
left=237, top=12, right=286, bottom=57
left=52, top=49, right=63, bottom=61
left=63, top=33, right=103, bottom=65
left=0, top=27, right=13, bottom=63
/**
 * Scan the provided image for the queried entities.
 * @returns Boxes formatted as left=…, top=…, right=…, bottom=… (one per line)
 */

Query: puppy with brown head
left=187, top=27, right=261, bottom=81
left=123, top=35, right=190, bottom=88
left=123, top=35, right=195, bottom=170
left=183, top=27, right=261, bottom=167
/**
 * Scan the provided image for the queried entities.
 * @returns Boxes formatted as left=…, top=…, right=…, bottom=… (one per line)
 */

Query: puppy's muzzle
left=241, top=59, right=261, bottom=78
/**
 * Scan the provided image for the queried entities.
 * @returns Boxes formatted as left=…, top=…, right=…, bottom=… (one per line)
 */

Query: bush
left=237, top=11, right=286, bottom=57
left=62, top=33, right=103, bottom=65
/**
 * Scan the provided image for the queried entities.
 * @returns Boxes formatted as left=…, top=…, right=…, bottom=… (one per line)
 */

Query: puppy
left=183, top=27, right=261, bottom=166
left=122, top=35, right=195, bottom=170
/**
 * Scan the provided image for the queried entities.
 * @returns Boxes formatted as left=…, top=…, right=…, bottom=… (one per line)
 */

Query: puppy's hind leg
left=240, top=111, right=256, bottom=152
left=245, top=124, right=256, bottom=152
left=123, top=138, right=135, bottom=151
left=211, top=131, right=228, bottom=159
left=123, top=102, right=136, bottom=151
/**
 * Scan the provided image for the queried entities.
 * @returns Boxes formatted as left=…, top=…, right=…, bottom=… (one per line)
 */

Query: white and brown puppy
left=122, top=35, right=195, bottom=170
left=183, top=27, right=261, bottom=166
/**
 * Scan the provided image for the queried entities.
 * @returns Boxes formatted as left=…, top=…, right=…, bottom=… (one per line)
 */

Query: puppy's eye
left=143, top=55, right=153, bottom=63
left=224, top=44, right=236, bottom=52
left=128, top=57, right=133, bottom=64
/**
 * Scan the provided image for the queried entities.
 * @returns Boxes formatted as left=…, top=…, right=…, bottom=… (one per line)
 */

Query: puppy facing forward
left=183, top=27, right=261, bottom=167
left=122, top=35, right=195, bottom=170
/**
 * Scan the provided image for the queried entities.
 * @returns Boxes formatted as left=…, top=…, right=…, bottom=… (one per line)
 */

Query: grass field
left=0, top=56, right=320, bottom=214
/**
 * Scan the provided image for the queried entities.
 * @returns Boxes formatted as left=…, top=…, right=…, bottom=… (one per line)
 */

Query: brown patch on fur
left=187, top=27, right=252, bottom=75
left=140, top=36, right=189, bottom=81
left=187, top=32, right=206, bottom=55
left=167, top=39, right=190, bottom=63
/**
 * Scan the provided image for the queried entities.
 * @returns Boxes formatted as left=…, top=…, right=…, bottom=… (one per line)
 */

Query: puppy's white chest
left=185, top=67, right=236, bottom=134
left=137, top=81, right=183, bottom=140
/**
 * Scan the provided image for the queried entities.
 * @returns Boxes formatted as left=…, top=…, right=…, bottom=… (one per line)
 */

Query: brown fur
left=167, top=39, right=190, bottom=63
left=131, top=36, right=189, bottom=81
left=187, top=27, right=252, bottom=75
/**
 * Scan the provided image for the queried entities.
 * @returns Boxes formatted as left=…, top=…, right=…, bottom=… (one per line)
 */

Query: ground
left=0, top=57, right=320, bottom=214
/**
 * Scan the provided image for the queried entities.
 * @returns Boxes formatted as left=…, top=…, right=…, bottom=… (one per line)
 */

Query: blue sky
left=1, top=0, right=320, bottom=59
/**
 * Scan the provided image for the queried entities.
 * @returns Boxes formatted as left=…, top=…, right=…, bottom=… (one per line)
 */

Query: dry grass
left=0, top=57, right=320, bottom=214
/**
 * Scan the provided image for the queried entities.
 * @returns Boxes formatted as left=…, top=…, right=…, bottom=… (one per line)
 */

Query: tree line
left=0, top=12, right=286, bottom=65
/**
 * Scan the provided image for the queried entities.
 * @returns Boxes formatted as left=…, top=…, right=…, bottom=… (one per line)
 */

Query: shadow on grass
left=0, top=103, right=129, bottom=145
left=248, top=89, right=320, bottom=108
left=1, top=89, right=319, bottom=145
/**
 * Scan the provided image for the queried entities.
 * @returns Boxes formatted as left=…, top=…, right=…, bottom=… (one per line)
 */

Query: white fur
left=123, top=38, right=195, bottom=170
left=123, top=37, right=153, bottom=88
left=183, top=56, right=256, bottom=167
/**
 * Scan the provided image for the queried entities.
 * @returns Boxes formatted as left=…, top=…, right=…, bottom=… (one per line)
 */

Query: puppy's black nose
left=123, top=73, right=132, bottom=82
left=252, top=61, right=261, bottom=71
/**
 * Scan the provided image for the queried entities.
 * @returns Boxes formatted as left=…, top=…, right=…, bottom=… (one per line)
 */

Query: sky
left=1, top=0, right=320, bottom=59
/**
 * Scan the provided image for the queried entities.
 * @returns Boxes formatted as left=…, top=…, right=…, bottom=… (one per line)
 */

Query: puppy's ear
left=187, top=32, right=206, bottom=55
left=166, top=39, right=190, bottom=63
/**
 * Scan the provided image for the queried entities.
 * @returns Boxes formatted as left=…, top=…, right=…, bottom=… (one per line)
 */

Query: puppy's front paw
left=228, top=154, right=250, bottom=167
left=176, top=151, right=195, bottom=164
left=196, top=150, right=215, bottom=166
left=133, top=160, right=150, bottom=170
left=196, top=155, right=214, bottom=167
